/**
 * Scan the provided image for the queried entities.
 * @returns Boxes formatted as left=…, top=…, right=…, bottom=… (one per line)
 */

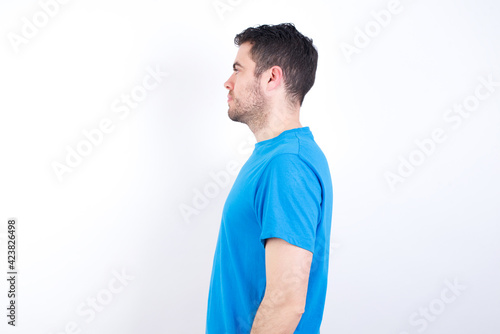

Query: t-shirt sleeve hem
left=260, top=234, right=315, bottom=254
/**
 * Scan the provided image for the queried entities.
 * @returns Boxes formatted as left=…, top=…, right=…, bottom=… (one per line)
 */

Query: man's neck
left=252, top=116, right=302, bottom=142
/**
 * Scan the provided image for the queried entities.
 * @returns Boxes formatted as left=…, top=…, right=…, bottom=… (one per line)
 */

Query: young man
left=206, top=23, right=333, bottom=334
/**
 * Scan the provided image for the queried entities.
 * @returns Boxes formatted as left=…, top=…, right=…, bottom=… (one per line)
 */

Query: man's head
left=224, top=23, right=318, bottom=131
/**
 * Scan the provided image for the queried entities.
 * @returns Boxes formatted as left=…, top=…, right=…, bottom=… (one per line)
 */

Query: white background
left=0, top=0, right=499, bottom=333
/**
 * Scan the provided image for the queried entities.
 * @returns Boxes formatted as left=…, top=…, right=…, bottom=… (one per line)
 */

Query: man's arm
left=250, top=237, right=313, bottom=334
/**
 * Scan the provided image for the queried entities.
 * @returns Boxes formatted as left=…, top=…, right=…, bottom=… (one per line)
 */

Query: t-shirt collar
left=255, top=126, right=312, bottom=149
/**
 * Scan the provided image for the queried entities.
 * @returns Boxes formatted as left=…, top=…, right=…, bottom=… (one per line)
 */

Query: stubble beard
left=228, top=80, right=269, bottom=132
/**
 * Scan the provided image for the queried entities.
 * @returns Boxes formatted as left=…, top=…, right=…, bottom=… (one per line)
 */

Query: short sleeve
left=254, top=154, right=322, bottom=253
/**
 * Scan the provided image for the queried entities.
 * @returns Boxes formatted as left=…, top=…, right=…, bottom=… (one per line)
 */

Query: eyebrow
left=233, top=62, right=243, bottom=70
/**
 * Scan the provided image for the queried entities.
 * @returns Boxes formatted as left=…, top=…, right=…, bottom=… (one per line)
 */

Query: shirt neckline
left=254, top=126, right=312, bottom=149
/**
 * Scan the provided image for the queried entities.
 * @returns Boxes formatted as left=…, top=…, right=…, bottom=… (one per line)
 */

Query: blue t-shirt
left=206, top=126, right=333, bottom=334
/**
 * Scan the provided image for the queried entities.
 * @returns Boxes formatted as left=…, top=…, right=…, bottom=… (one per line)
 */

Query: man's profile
left=206, top=23, right=333, bottom=334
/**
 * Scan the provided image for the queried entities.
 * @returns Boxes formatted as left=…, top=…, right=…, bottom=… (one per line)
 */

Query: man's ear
left=265, top=66, right=283, bottom=91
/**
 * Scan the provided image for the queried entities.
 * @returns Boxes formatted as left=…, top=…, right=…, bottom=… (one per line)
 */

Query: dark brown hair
left=234, top=23, right=318, bottom=106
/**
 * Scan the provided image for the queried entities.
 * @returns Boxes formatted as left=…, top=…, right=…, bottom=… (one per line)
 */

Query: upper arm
left=255, top=154, right=322, bottom=254
left=263, top=237, right=313, bottom=313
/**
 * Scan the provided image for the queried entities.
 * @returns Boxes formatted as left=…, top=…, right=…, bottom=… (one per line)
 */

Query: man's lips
left=227, top=94, right=233, bottom=102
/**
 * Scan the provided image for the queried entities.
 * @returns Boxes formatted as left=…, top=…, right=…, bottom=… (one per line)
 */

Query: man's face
left=224, top=42, right=267, bottom=125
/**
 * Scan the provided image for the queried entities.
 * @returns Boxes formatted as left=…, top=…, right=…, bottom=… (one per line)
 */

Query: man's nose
left=224, top=76, right=234, bottom=90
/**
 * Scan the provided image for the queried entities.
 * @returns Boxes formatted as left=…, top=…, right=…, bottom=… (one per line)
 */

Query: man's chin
left=228, top=109, right=242, bottom=123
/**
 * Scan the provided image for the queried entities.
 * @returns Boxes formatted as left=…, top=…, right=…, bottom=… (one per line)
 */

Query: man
left=206, top=23, right=333, bottom=334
